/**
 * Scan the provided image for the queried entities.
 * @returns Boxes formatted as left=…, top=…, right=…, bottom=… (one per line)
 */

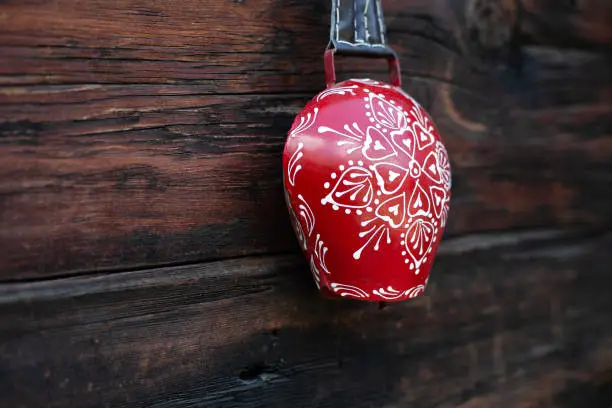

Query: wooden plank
left=0, top=228, right=611, bottom=407
left=1, top=0, right=610, bottom=89
left=0, top=0, right=450, bottom=89
left=1, top=0, right=612, bottom=279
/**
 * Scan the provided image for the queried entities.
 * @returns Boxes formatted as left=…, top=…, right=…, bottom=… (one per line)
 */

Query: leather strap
left=329, top=0, right=395, bottom=57
left=325, top=0, right=401, bottom=87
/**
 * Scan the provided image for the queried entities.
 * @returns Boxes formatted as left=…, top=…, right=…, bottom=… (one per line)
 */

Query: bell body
left=283, top=78, right=451, bottom=302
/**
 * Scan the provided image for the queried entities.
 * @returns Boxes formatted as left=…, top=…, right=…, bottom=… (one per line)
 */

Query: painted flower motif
left=316, top=85, right=358, bottom=101
left=372, top=162, right=409, bottom=195
left=367, top=91, right=421, bottom=164
left=429, top=185, right=447, bottom=219
left=362, top=126, right=398, bottom=161
left=373, top=286, right=405, bottom=300
left=375, top=192, right=406, bottom=229
left=287, top=80, right=451, bottom=300
left=390, top=128, right=417, bottom=159
left=405, top=284, right=425, bottom=298
left=407, top=182, right=431, bottom=218
left=440, top=197, right=450, bottom=228
left=410, top=105, right=435, bottom=151
left=322, top=165, right=374, bottom=209
left=435, top=141, right=452, bottom=191
left=290, top=108, right=319, bottom=138
left=421, top=150, right=441, bottom=184
left=317, top=87, right=449, bottom=268
left=367, top=92, right=409, bottom=133
left=330, top=282, right=370, bottom=299
left=403, top=218, right=436, bottom=274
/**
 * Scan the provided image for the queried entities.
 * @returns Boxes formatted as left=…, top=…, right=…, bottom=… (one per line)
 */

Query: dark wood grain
left=1, top=0, right=612, bottom=279
left=1, top=0, right=611, bottom=406
left=0, top=228, right=611, bottom=408
left=519, top=0, right=612, bottom=49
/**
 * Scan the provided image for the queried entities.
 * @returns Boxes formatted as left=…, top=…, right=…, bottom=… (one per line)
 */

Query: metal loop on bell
left=323, top=47, right=402, bottom=88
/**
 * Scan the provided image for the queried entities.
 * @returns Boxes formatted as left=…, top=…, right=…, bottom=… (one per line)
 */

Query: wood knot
left=465, top=0, right=517, bottom=50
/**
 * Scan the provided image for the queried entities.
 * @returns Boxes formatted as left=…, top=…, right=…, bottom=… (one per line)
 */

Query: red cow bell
left=283, top=74, right=451, bottom=302
left=283, top=0, right=452, bottom=302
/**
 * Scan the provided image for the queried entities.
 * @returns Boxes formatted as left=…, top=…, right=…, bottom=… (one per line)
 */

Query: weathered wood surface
left=0, top=229, right=611, bottom=408
left=1, top=0, right=612, bottom=279
left=1, top=0, right=612, bottom=406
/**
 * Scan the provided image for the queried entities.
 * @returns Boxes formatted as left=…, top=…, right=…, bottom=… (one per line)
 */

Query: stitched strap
left=325, top=0, right=401, bottom=87
left=329, top=0, right=395, bottom=57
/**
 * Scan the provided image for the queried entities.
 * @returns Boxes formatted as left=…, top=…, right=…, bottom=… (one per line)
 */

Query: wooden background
left=1, top=0, right=611, bottom=406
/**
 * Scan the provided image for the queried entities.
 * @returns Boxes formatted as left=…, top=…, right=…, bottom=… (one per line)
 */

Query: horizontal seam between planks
left=0, top=226, right=610, bottom=287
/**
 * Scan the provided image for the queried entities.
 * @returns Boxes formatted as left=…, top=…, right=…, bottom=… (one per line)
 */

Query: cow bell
left=282, top=2, right=452, bottom=302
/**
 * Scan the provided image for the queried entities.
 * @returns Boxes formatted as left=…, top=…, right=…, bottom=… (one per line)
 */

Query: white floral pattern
left=286, top=79, right=451, bottom=301
left=287, top=142, right=304, bottom=187
left=330, top=282, right=370, bottom=299
left=290, top=108, right=319, bottom=138
left=316, top=85, right=358, bottom=101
